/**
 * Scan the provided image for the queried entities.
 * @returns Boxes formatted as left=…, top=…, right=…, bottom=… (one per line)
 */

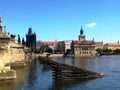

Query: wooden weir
left=38, top=57, right=104, bottom=80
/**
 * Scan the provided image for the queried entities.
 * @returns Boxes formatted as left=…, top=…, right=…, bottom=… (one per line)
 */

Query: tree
left=18, top=35, right=21, bottom=44
left=102, top=49, right=112, bottom=54
left=11, top=34, right=16, bottom=38
left=114, top=49, right=120, bottom=54
left=39, top=45, right=53, bottom=54
left=40, top=45, right=46, bottom=53
left=22, top=37, right=25, bottom=45
left=45, top=45, right=49, bottom=51
left=47, top=48, right=53, bottom=53
left=96, top=48, right=103, bottom=54
left=34, top=48, right=40, bottom=53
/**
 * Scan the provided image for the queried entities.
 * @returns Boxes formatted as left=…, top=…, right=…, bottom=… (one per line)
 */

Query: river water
left=0, top=55, right=120, bottom=90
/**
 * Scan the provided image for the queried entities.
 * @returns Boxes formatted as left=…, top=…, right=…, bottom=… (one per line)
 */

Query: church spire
left=78, top=26, right=85, bottom=40
left=80, top=26, right=84, bottom=35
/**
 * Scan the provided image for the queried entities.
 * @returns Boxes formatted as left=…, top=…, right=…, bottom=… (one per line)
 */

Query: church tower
left=78, top=27, right=86, bottom=40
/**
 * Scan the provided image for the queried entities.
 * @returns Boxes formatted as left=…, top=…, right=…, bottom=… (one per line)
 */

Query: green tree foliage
left=22, top=38, right=25, bottom=45
left=103, top=49, right=112, bottom=54
left=96, top=48, right=120, bottom=55
left=46, top=48, right=53, bottom=53
left=96, top=48, right=103, bottom=54
left=18, top=35, right=21, bottom=44
left=34, top=48, right=40, bottom=53
left=113, top=49, right=120, bottom=54
left=40, top=45, right=46, bottom=53
left=39, top=45, right=53, bottom=54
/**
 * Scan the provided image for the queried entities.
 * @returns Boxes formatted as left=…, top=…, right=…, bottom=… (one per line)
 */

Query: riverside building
left=103, top=42, right=120, bottom=50
left=71, top=27, right=96, bottom=57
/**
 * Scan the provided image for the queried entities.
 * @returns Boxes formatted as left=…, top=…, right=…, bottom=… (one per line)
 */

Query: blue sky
left=0, top=0, right=120, bottom=43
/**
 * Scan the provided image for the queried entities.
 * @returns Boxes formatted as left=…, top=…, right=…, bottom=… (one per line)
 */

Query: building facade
left=103, top=43, right=120, bottom=50
left=63, top=40, right=72, bottom=53
left=95, top=41, right=103, bottom=50
left=71, top=27, right=96, bottom=56
left=43, top=41, right=58, bottom=52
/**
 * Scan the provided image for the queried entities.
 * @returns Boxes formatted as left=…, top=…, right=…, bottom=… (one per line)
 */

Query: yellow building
left=103, top=43, right=120, bottom=50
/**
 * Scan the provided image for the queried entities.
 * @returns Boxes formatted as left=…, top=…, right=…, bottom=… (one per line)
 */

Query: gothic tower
left=26, top=28, right=36, bottom=48
left=78, top=27, right=86, bottom=40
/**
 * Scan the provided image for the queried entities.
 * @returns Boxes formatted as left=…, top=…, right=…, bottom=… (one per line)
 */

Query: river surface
left=0, top=55, right=120, bottom=90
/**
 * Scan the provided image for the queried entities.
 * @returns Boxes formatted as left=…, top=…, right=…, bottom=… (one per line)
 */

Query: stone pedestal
left=0, top=68, right=16, bottom=80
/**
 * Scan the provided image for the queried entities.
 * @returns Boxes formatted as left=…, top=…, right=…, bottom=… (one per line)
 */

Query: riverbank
left=38, top=54, right=64, bottom=57
left=0, top=57, right=36, bottom=81
left=38, top=53, right=97, bottom=58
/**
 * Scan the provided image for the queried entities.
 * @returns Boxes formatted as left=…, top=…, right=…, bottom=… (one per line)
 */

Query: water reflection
left=28, top=60, right=38, bottom=86
left=23, top=58, right=53, bottom=90
left=50, top=78, right=93, bottom=90
left=0, top=66, right=26, bottom=90
left=1, top=56, right=120, bottom=90
left=53, top=57, right=97, bottom=71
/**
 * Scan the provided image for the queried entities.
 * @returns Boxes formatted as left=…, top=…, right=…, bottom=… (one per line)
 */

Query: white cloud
left=85, top=23, right=97, bottom=27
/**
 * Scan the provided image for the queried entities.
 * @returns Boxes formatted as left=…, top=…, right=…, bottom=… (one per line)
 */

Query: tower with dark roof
left=78, top=27, right=86, bottom=40
left=80, top=27, right=84, bottom=35
left=28, top=28, right=32, bottom=35
left=26, top=28, right=36, bottom=48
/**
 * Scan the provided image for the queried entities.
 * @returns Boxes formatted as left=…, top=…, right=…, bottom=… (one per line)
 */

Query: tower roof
left=80, top=27, right=84, bottom=35
left=28, top=28, right=32, bottom=35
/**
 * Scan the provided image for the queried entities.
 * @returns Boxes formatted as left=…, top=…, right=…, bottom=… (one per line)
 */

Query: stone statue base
left=0, top=68, right=16, bottom=80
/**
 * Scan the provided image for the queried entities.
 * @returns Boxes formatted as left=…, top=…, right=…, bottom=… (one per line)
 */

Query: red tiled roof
left=104, top=43, right=120, bottom=47
left=87, top=40, right=93, bottom=44
left=43, top=41, right=58, bottom=45
left=73, top=40, right=84, bottom=44
left=73, top=40, right=93, bottom=45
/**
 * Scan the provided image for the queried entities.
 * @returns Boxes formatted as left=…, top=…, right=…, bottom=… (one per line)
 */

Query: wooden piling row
left=38, top=56, right=104, bottom=80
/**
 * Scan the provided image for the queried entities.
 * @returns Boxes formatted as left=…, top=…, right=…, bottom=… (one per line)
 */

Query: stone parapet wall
left=10, top=48, right=25, bottom=62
